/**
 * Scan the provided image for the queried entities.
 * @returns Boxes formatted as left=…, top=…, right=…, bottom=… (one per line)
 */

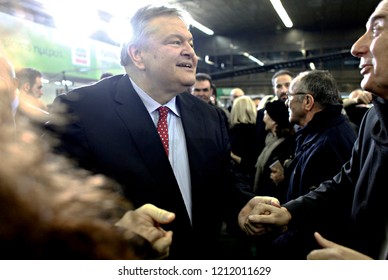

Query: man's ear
left=20, top=82, right=30, bottom=93
left=127, top=45, right=146, bottom=70
left=304, top=94, right=315, bottom=111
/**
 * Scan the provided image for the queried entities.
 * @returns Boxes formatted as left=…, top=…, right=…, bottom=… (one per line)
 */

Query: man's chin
left=360, top=78, right=373, bottom=94
left=183, top=79, right=196, bottom=88
left=278, top=94, right=287, bottom=102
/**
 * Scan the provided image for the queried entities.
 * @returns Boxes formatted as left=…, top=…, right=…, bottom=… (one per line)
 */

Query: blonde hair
left=230, top=96, right=257, bottom=127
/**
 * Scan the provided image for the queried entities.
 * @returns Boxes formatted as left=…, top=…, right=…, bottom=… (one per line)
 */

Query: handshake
left=238, top=196, right=290, bottom=235
left=121, top=198, right=373, bottom=260
left=237, top=196, right=372, bottom=260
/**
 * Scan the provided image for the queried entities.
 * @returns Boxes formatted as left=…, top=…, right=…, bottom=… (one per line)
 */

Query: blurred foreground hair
left=0, top=118, right=150, bottom=259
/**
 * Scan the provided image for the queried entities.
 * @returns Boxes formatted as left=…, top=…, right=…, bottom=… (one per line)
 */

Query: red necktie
left=157, top=106, right=169, bottom=155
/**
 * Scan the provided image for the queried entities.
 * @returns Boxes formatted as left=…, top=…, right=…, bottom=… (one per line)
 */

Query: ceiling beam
left=210, top=49, right=354, bottom=80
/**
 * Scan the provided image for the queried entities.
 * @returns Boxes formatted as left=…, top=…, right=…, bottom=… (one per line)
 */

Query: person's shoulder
left=59, top=74, right=125, bottom=100
left=179, top=92, right=225, bottom=120
left=84, top=74, right=124, bottom=92
left=180, top=91, right=215, bottom=109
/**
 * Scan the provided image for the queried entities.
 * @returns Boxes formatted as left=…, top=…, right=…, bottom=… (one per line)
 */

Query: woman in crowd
left=253, top=100, right=295, bottom=203
left=229, top=96, right=260, bottom=185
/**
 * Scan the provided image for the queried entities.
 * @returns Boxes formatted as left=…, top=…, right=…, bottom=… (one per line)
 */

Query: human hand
left=345, top=89, right=373, bottom=106
left=307, top=232, right=373, bottom=260
left=238, top=196, right=289, bottom=235
left=230, top=151, right=242, bottom=164
left=116, top=203, right=175, bottom=259
left=270, top=162, right=284, bottom=184
left=352, top=90, right=372, bottom=105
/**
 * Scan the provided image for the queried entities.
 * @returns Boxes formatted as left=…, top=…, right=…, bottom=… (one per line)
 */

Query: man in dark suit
left=46, top=5, right=253, bottom=259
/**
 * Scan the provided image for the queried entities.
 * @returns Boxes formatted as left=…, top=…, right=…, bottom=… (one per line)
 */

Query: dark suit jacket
left=46, top=74, right=251, bottom=259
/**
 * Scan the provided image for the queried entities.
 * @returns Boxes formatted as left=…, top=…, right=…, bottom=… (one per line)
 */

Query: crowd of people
left=1, top=0, right=388, bottom=260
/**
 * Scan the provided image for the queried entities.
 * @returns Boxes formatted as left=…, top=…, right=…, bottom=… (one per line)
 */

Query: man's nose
left=280, top=85, right=288, bottom=92
left=351, top=32, right=370, bottom=58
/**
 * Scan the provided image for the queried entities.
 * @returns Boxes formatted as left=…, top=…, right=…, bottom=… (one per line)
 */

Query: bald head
left=231, top=88, right=245, bottom=101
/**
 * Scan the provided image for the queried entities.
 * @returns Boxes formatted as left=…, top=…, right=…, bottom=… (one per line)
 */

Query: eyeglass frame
left=285, top=91, right=309, bottom=100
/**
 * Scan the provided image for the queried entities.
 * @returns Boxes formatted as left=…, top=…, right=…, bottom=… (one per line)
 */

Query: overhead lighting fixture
left=189, top=18, right=214, bottom=35
left=205, top=55, right=215, bottom=65
left=242, top=52, right=264, bottom=66
left=270, top=0, right=293, bottom=28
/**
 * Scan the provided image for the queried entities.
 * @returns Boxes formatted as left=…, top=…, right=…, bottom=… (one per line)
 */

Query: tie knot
left=158, top=106, right=169, bottom=117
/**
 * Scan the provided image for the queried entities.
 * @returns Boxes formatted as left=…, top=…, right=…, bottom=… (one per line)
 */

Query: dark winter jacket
left=286, top=105, right=357, bottom=201
left=285, top=97, right=388, bottom=259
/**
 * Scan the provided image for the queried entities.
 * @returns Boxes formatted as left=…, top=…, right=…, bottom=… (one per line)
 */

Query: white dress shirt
left=129, top=78, right=192, bottom=222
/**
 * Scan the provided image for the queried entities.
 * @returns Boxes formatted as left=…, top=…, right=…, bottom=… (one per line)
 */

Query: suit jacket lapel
left=177, top=93, right=209, bottom=222
left=177, top=92, right=206, bottom=167
left=113, top=76, right=178, bottom=186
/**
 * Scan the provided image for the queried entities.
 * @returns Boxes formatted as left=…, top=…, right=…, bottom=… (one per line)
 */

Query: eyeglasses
left=286, top=92, right=308, bottom=100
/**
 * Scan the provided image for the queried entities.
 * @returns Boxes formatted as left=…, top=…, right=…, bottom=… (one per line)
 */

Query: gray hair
left=120, top=5, right=190, bottom=67
left=293, top=70, right=341, bottom=107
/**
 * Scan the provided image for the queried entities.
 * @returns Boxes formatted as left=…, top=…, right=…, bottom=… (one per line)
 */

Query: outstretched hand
left=238, top=196, right=290, bottom=235
left=116, top=203, right=175, bottom=259
left=307, top=232, right=373, bottom=260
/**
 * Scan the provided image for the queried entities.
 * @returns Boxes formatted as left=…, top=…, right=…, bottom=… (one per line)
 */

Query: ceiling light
left=242, top=52, right=264, bottom=66
left=189, top=18, right=214, bottom=35
left=205, top=55, right=215, bottom=65
left=270, top=0, right=293, bottom=28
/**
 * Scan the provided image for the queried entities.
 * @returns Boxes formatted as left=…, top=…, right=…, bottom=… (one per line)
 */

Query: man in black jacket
left=239, top=0, right=388, bottom=260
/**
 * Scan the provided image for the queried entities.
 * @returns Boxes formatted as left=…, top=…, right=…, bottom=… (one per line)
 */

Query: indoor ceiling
left=169, top=0, right=381, bottom=78
left=0, top=0, right=383, bottom=91
left=172, top=0, right=379, bottom=37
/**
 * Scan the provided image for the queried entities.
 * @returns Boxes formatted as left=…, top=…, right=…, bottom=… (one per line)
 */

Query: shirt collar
left=11, top=95, right=19, bottom=116
left=129, top=77, right=180, bottom=117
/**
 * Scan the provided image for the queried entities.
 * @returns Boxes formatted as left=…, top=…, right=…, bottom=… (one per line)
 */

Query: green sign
left=0, top=12, right=124, bottom=81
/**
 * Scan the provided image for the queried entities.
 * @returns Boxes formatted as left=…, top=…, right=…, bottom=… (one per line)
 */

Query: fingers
left=248, top=205, right=290, bottom=227
left=132, top=204, right=175, bottom=244
left=307, top=233, right=342, bottom=260
left=152, top=230, right=173, bottom=258
left=357, top=91, right=373, bottom=104
left=131, top=204, right=175, bottom=259
left=238, top=196, right=282, bottom=234
left=313, top=232, right=337, bottom=248
left=116, top=204, right=175, bottom=245
left=137, top=221, right=166, bottom=243
left=238, top=196, right=280, bottom=226
left=249, top=196, right=280, bottom=207
left=243, top=222, right=268, bottom=235
left=239, top=199, right=287, bottom=236
left=138, top=203, right=176, bottom=225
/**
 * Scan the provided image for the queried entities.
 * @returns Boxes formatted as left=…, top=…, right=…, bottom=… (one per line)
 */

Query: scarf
left=253, top=132, right=285, bottom=192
